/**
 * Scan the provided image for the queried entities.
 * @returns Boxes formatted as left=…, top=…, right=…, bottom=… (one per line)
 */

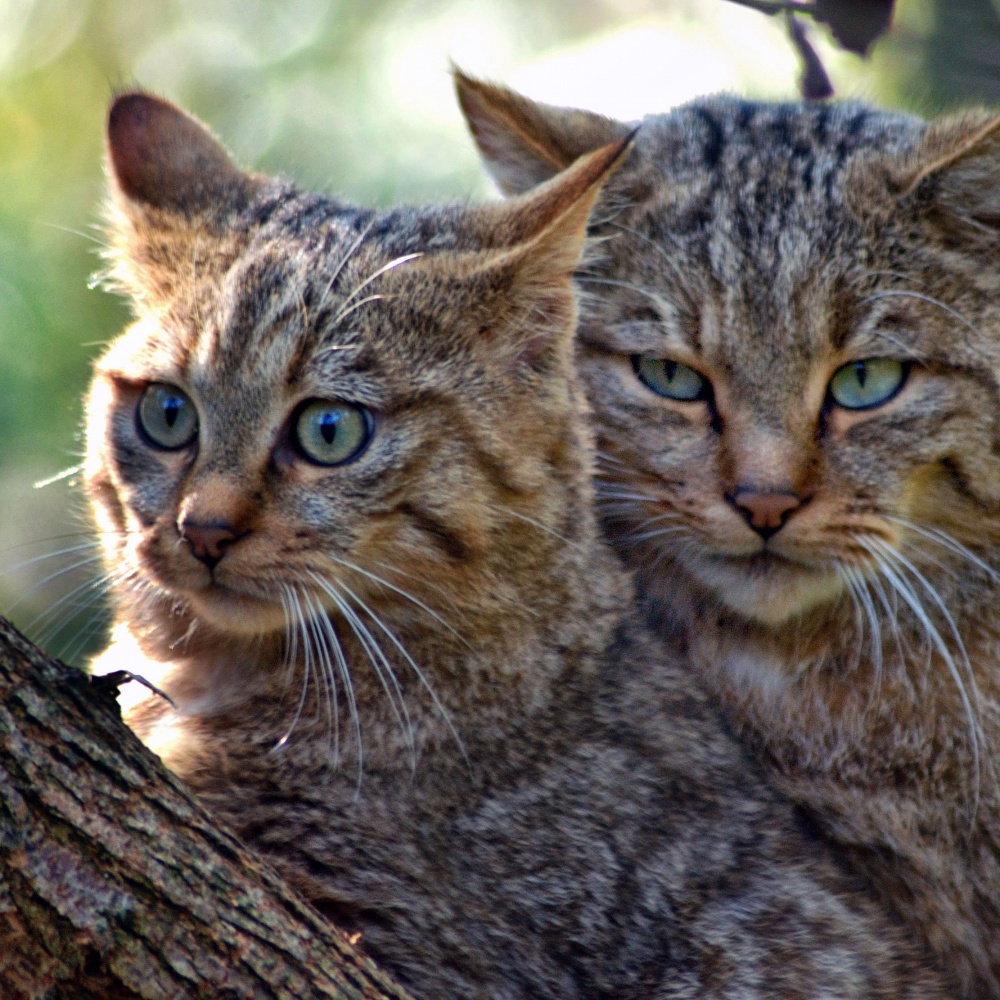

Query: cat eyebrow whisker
left=33, top=464, right=85, bottom=490
left=313, top=344, right=361, bottom=363
left=867, top=329, right=925, bottom=360
left=603, top=222, right=690, bottom=284
left=40, top=221, right=110, bottom=249
left=575, top=275, right=672, bottom=315
left=318, top=218, right=376, bottom=309
left=331, top=292, right=393, bottom=329
left=851, top=269, right=912, bottom=289
left=333, top=253, right=423, bottom=325
left=860, top=289, right=982, bottom=338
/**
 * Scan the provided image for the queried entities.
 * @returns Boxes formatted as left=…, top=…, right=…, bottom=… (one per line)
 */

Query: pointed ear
left=895, top=110, right=1000, bottom=231
left=453, top=67, right=631, bottom=195
left=104, top=92, right=266, bottom=306
left=416, top=134, right=632, bottom=369
left=107, top=92, right=257, bottom=215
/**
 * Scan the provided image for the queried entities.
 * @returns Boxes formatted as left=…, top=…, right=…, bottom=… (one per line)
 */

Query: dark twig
left=721, top=0, right=896, bottom=98
left=787, top=13, right=835, bottom=99
left=723, top=0, right=815, bottom=13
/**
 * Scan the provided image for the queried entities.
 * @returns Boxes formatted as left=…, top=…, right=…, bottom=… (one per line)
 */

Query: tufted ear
left=895, top=110, right=1000, bottom=233
left=453, top=68, right=631, bottom=196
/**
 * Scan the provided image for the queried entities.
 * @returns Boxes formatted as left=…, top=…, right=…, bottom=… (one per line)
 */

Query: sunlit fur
left=457, top=72, right=1000, bottom=997
left=84, top=92, right=949, bottom=998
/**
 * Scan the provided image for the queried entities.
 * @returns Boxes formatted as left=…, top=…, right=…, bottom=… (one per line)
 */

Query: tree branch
left=0, top=614, right=413, bottom=999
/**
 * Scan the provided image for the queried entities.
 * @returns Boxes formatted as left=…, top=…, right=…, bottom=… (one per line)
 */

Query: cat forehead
left=633, top=97, right=922, bottom=185
left=174, top=197, right=475, bottom=384
left=620, top=98, right=923, bottom=258
left=596, top=100, right=930, bottom=349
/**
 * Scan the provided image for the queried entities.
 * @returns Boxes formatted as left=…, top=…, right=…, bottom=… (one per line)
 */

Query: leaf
left=815, top=0, right=895, bottom=56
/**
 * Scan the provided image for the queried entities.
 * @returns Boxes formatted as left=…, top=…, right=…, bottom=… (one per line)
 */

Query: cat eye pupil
left=632, top=356, right=707, bottom=403
left=828, top=358, right=907, bottom=411
left=319, top=413, right=338, bottom=445
left=137, top=383, right=198, bottom=451
left=294, top=399, right=372, bottom=467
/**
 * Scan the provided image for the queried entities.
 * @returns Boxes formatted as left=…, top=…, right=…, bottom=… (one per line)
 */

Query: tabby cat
left=85, top=91, right=947, bottom=998
left=456, top=72, right=1000, bottom=997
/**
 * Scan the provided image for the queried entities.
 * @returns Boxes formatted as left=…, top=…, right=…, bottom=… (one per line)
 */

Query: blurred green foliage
left=1, top=0, right=997, bottom=663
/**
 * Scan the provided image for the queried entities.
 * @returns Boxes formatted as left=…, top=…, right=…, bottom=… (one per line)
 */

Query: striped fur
left=457, top=72, right=1000, bottom=997
left=85, top=92, right=947, bottom=997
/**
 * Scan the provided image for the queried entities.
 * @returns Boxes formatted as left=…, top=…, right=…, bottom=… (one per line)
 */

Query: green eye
left=633, top=356, right=707, bottom=401
left=294, top=400, right=372, bottom=466
left=829, top=358, right=907, bottom=410
left=137, top=383, right=198, bottom=450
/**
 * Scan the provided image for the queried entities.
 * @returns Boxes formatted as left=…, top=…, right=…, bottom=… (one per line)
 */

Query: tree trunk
left=0, top=615, right=413, bottom=1000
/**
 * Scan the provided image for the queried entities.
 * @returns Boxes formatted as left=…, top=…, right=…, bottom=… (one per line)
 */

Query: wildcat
left=84, top=91, right=948, bottom=998
left=456, top=72, right=1000, bottom=998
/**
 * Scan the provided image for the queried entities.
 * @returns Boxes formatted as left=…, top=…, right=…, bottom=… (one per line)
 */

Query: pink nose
left=728, top=488, right=803, bottom=539
left=178, top=518, right=240, bottom=567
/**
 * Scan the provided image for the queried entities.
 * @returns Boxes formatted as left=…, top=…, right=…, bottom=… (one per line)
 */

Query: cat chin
left=184, top=585, right=287, bottom=637
left=688, top=555, right=843, bottom=626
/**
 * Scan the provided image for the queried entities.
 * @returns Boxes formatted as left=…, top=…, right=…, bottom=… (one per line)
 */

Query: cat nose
left=178, top=518, right=241, bottom=569
left=727, top=488, right=803, bottom=541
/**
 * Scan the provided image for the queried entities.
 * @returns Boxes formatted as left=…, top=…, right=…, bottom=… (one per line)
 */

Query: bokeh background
left=2, top=0, right=999, bottom=664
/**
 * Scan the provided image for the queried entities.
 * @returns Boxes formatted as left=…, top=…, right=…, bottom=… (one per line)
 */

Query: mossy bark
left=0, top=615, right=412, bottom=1000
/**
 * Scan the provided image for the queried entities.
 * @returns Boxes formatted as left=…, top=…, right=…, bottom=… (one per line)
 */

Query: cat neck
left=637, top=548, right=1000, bottom=782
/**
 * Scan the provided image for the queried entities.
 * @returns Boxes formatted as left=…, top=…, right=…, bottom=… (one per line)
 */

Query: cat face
left=457, top=76, right=1000, bottom=626
left=86, top=93, right=626, bottom=647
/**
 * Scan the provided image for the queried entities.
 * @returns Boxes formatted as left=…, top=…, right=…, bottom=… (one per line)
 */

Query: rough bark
left=0, top=615, right=413, bottom=1000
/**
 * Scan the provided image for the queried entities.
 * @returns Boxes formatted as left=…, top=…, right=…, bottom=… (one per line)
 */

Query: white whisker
left=860, top=289, right=982, bottom=337
left=887, top=515, right=1000, bottom=584
left=859, top=535, right=983, bottom=821
left=325, top=553, right=468, bottom=647
left=274, top=584, right=315, bottom=753
left=318, top=218, right=375, bottom=308
left=332, top=574, right=469, bottom=769
left=33, top=464, right=85, bottom=490
left=310, top=571, right=416, bottom=770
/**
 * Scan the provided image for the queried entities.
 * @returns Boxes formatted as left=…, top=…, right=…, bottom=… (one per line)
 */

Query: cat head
left=86, top=92, right=628, bottom=655
left=457, top=72, right=1000, bottom=627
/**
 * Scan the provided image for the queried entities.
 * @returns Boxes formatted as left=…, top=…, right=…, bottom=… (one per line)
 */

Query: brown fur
left=456, top=72, right=1000, bottom=997
left=85, top=92, right=948, bottom=998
